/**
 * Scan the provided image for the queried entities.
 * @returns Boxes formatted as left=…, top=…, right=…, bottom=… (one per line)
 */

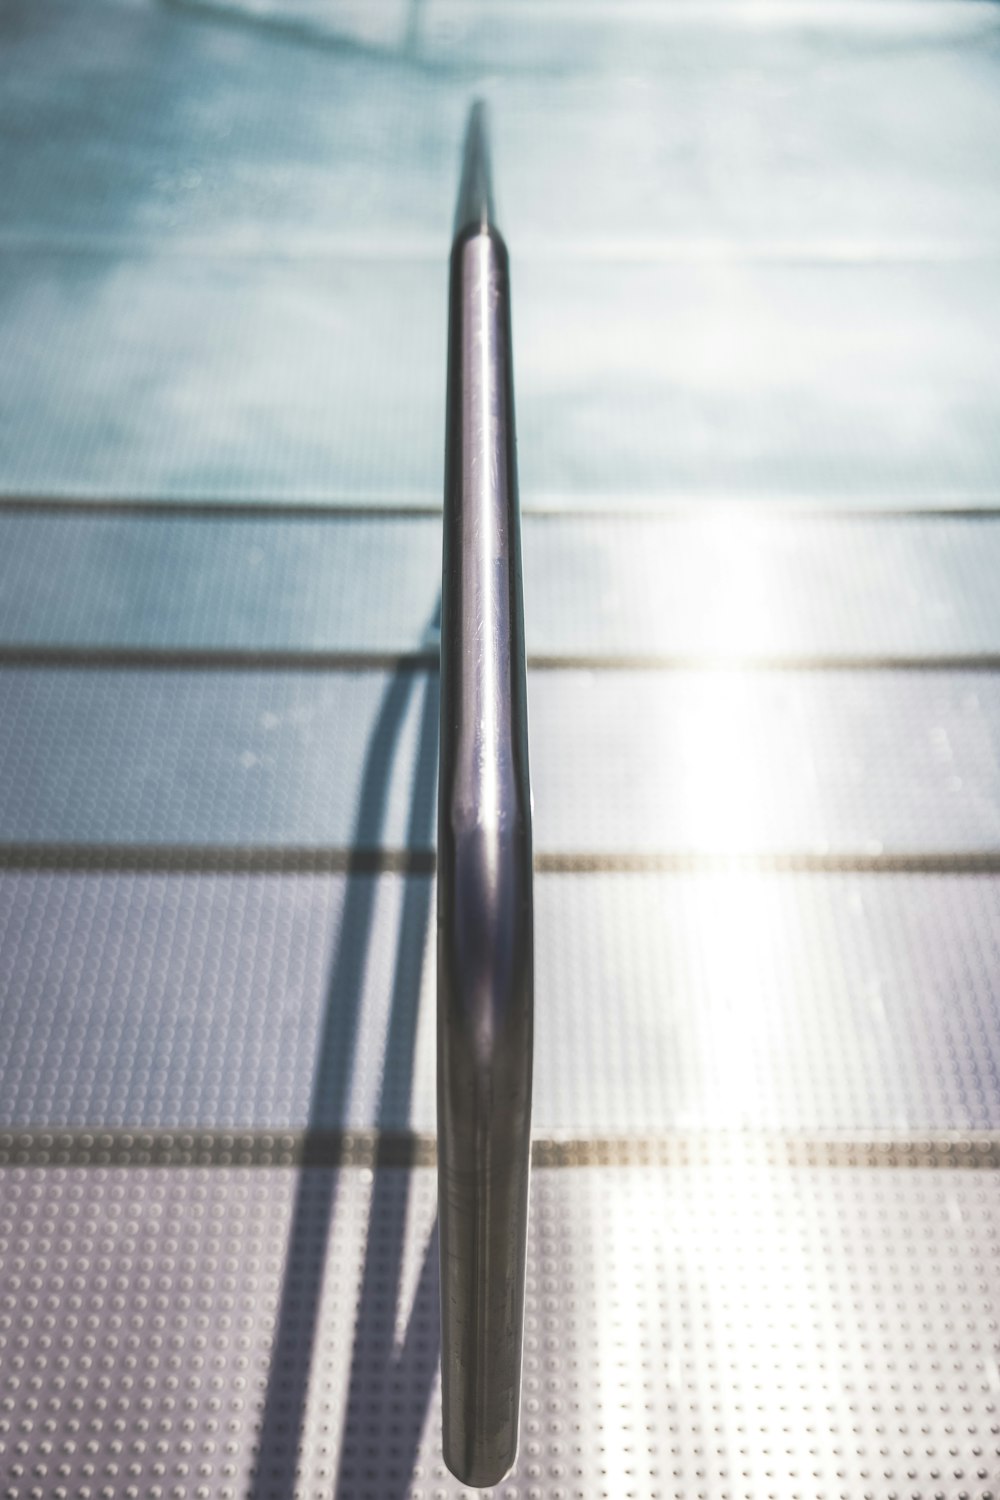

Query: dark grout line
left=0, top=845, right=436, bottom=874
left=536, top=851, right=1000, bottom=874
left=6, top=495, right=1000, bottom=521
left=3, top=646, right=1000, bottom=673
left=529, top=653, right=1000, bottom=673
left=2, top=235, right=1000, bottom=267
left=0, top=646, right=438, bottom=672
left=1, top=1127, right=998, bottom=1171
left=0, top=495, right=446, bottom=519
left=4, top=845, right=1000, bottom=875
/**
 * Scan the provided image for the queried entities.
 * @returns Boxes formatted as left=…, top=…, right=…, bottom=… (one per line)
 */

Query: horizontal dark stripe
left=0, top=646, right=438, bottom=672
left=3, top=234, right=1000, bottom=267
left=537, top=851, right=1000, bottom=873
left=531, top=1134, right=1000, bottom=1171
left=0, top=495, right=445, bottom=520
left=3, top=845, right=1000, bottom=874
left=1, top=1128, right=997, bottom=1171
left=529, top=653, right=1000, bottom=673
left=0, top=844, right=435, bottom=874
left=4, top=645, right=1000, bottom=673
left=5, top=493, right=1000, bottom=522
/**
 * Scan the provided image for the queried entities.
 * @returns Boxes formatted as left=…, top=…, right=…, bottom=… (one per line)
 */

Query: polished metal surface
left=437, top=104, right=534, bottom=1488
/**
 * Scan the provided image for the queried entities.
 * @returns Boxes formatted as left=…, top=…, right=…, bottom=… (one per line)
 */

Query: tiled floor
left=2, top=0, right=1000, bottom=1495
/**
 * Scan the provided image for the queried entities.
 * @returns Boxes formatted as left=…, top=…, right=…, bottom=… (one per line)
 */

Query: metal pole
left=437, top=101, right=534, bottom=1490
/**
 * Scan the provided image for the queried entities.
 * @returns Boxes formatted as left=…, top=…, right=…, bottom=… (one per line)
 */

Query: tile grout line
left=6, top=495, right=1000, bottom=521
left=3, top=845, right=1000, bottom=874
left=1, top=645, right=1000, bottom=672
left=2, top=1127, right=1000, bottom=1171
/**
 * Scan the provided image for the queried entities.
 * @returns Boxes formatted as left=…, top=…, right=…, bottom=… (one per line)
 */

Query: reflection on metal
left=437, top=102, right=534, bottom=1488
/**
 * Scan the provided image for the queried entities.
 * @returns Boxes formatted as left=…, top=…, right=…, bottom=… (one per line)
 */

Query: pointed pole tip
left=453, top=99, right=496, bottom=239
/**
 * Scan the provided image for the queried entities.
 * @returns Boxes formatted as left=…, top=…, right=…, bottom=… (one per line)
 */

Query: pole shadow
left=252, top=606, right=441, bottom=1500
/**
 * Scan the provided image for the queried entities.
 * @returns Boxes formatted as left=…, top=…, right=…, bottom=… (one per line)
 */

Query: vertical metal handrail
left=437, top=102, right=534, bottom=1489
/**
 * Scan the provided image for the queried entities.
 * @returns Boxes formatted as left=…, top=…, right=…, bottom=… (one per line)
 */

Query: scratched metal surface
left=3, top=0, right=1000, bottom=1495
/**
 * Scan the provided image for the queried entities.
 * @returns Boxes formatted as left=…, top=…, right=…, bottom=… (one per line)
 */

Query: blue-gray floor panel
left=3, top=258, right=1000, bottom=505
left=4, top=511, right=1000, bottom=660
left=3, top=0, right=999, bottom=250
left=2, top=666, right=1000, bottom=855
left=2, top=869, right=1000, bottom=1134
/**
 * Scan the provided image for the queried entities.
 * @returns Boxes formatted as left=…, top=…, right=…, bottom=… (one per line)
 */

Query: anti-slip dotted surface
left=5, top=512, right=1000, bottom=662
left=5, top=869, right=1000, bottom=1137
left=2, top=1162, right=1000, bottom=1499
left=4, top=667, right=1000, bottom=855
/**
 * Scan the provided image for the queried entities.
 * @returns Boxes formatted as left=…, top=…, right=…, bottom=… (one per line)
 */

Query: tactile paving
left=4, top=868, right=1000, bottom=1136
left=0, top=870, right=436, bottom=1134
left=6, top=512, right=1000, bottom=662
left=528, top=668, right=1000, bottom=857
left=2, top=1161, right=1000, bottom=1500
left=0, top=668, right=436, bottom=851
left=3, top=666, right=1000, bottom=855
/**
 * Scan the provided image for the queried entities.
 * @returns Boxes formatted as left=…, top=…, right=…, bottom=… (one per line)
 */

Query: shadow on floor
left=252, top=608, right=441, bottom=1499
